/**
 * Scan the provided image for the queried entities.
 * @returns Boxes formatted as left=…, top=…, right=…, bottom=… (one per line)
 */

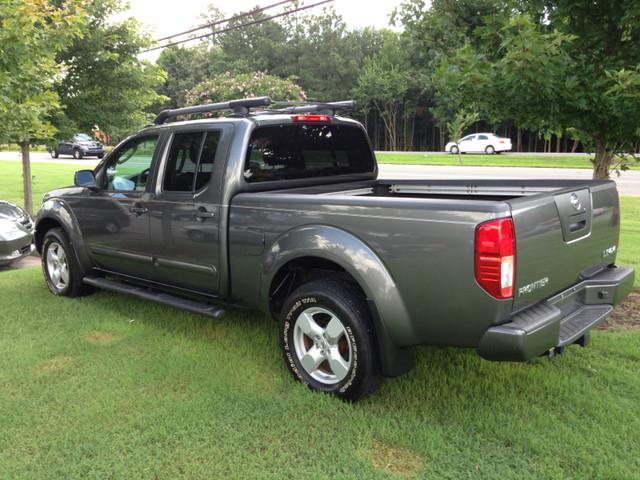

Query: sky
left=121, top=0, right=404, bottom=61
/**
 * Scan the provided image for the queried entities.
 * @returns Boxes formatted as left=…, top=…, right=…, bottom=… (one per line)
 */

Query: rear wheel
left=50, top=149, right=59, bottom=159
left=73, top=149, right=83, bottom=159
left=42, top=228, right=90, bottom=297
left=279, top=278, right=382, bottom=401
left=450, top=145, right=459, bottom=154
left=485, top=145, right=495, bottom=154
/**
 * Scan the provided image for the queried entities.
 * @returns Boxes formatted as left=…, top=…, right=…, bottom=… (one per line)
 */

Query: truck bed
left=229, top=177, right=620, bottom=349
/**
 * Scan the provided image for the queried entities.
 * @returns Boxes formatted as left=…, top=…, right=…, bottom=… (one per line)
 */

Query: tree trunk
left=571, top=139, right=579, bottom=153
left=516, top=128, right=522, bottom=152
left=556, top=135, right=561, bottom=153
left=20, top=141, right=33, bottom=216
left=593, top=136, right=614, bottom=180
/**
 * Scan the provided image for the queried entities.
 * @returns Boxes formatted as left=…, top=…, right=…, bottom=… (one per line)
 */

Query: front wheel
left=485, top=145, right=495, bottom=154
left=50, top=149, right=59, bottom=159
left=279, top=278, right=382, bottom=401
left=42, top=228, right=91, bottom=297
left=73, top=149, right=83, bottom=159
left=450, top=145, right=459, bottom=155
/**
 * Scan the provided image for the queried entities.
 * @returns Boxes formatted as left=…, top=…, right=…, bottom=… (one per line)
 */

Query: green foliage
left=157, top=6, right=384, bottom=106
left=186, top=71, right=305, bottom=105
left=0, top=0, right=86, bottom=145
left=425, top=0, right=640, bottom=178
left=54, top=0, right=167, bottom=143
left=354, top=31, right=413, bottom=150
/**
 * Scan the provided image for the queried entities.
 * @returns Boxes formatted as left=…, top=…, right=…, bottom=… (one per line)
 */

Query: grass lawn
left=0, top=161, right=81, bottom=208
left=376, top=152, right=640, bottom=170
left=0, top=161, right=639, bottom=478
left=0, top=267, right=639, bottom=479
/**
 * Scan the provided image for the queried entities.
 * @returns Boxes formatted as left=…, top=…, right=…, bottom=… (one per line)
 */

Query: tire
left=450, top=145, right=459, bottom=155
left=50, top=149, right=59, bottom=159
left=73, top=149, right=83, bottom=159
left=42, top=228, right=90, bottom=297
left=485, top=145, right=495, bottom=154
left=279, top=278, right=382, bottom=401
left=97, top=153, right=104, bottom=159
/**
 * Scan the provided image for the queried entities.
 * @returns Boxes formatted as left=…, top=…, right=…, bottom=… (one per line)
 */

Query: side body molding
left=260, top=225, right=416, bottom=375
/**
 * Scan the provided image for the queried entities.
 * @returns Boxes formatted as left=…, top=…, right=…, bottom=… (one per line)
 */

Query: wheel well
left=268, top=256, right=366, bottom=317
left=35, top=218, right=62, bottom=253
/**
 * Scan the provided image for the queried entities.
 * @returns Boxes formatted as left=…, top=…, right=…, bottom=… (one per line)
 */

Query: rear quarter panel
left=229, top=194, right=513, bottom=348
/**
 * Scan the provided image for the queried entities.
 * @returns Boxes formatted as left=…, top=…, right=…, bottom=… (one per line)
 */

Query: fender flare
left=260, top=225, right=416, bottom=376
left=35, top=199, right=92, bottom=272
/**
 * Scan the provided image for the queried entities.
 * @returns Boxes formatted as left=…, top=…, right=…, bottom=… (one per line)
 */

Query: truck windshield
left=244, top=123, right=374, bottom=182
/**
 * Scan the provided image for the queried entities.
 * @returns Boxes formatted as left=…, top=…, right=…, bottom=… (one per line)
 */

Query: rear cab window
left=244, top=123, right=375, bottom=183
left=162, top=131, right=220, bottom=193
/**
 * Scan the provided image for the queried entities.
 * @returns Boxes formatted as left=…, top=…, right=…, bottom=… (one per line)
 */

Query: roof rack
left=152, top=97, right=357, bottom=125
left=153, top=96, right=273, bottom=125
left=268, top=100, right=356, bottom=116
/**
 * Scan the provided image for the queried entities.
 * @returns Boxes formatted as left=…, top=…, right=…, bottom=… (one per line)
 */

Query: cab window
left=461, top=135, right=475, bottom=142
left=105, top=136, right=158, bottom=192
left=162, top=131, right=220, bottom=192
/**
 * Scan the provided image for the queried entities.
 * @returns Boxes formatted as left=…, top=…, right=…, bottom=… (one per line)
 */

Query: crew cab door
left=78, top=134, right=161, bottom=278
left=147, top=127, right=228, bottom=294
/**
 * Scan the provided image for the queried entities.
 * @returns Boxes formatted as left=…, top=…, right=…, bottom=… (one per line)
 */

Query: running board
left=83, top=276, right=226, bottom=320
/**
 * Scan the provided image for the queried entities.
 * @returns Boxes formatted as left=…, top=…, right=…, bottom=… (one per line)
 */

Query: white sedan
left=445, top=133, right=512, bottom=154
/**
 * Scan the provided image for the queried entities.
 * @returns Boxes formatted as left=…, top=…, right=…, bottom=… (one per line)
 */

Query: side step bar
left=83, top=276, right=226, bottom=320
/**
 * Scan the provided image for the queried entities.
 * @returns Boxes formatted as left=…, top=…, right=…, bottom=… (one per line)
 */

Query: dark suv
left=50, top=134, right=105, bottom=159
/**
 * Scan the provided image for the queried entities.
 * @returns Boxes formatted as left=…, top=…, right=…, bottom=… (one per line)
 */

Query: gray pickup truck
left=35, top=97, right=634, bottom=400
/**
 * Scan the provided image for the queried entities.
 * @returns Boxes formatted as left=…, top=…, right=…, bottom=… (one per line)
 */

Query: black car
left=50, top=134, right=105, bottom=159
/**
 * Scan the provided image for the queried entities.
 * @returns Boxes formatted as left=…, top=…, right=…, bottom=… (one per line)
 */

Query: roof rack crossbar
left=153, top=96, right=273, bottom=124
left=270, top=100, right=356, bottom=115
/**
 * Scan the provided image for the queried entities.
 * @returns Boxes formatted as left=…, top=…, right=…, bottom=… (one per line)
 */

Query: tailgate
left=508, top=181, right=620, bottom=311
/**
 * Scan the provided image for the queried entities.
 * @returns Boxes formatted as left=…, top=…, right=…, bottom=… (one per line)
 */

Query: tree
left=447, top=109, right=479, bottom=163
left=55, top=0, right=167, bottom=143
left=538, top=0, right=640, bottom=178
left=354, top=32, right=412, bottom=151
left=428, top=1, right=640, bottom=178
left=185, top=71, right=306, bottom=106
left=0, top=0, right=86, bottom=214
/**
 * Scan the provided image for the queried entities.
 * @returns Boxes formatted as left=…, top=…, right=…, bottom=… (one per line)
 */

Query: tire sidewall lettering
left=282, top=294, right=359, bottom=394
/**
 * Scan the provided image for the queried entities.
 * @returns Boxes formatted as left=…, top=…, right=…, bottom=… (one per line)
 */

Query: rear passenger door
left=148, top=128, right=227, bottom=294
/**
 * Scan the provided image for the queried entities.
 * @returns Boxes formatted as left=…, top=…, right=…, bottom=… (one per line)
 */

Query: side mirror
left=74, top=170, right=98, bottom=189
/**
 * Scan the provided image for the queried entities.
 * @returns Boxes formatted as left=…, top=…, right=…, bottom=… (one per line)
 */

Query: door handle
left=129, top=204, right=148, bottom=215
left=195, top=207, right=216, bottom=221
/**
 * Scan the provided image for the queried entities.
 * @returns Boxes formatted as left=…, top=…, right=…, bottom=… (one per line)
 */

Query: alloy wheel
left=46, top=241, right=70, bottom=290
left=292, top=306, right=353, bottom=385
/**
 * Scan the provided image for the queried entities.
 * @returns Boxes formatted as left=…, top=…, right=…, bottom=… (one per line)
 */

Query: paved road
left=2, top=151, right=638, bottom=195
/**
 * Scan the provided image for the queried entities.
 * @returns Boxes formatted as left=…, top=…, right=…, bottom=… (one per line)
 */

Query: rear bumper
left=477, top=265, right=635, bottom=361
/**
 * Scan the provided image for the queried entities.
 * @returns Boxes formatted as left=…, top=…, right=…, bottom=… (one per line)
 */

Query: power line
left=155, top=0, right=296, bottom=43
left=142, top=0, right=334, bottom=53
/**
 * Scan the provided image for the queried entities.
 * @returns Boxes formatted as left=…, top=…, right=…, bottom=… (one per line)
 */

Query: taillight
left=292, top=114, right=332, bottom=123
left=475, top=218, right=516, bottom=299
